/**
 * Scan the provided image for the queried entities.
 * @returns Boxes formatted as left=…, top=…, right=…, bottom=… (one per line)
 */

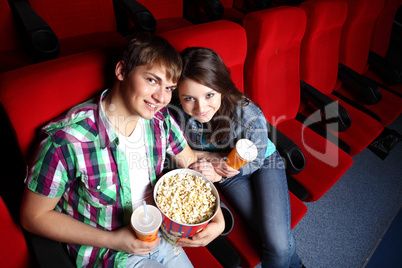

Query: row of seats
left=0, top=0, right=401, bottom=267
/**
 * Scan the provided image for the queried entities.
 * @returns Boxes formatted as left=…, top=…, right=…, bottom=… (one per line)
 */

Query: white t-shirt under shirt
left=117, top=118, right=153, bottom=211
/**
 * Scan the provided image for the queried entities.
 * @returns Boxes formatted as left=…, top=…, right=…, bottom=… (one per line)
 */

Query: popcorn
left=156, top=173, right=216, bottom=224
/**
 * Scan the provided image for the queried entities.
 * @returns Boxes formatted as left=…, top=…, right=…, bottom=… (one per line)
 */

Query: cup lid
left=236, top=139, right=258, bottom=161
left=131, top=205, right=162, bottom=234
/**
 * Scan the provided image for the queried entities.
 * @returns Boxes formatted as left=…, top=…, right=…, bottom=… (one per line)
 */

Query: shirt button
left=126, top=201, right=130, bottom=205
left=124, top=179, right=128, bottom=182
left=96, top=185, right=101, bottom=190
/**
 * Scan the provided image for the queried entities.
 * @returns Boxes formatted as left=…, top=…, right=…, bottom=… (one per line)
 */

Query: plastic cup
left=154, top=169, right=220, bottom=244
left=225, top=139, right=258, bottom=170
left=131, top=205, right=162, bottom=242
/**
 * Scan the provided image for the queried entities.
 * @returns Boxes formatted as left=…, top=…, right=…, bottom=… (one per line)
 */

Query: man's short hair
left=120, top=32, right=182, bottom=83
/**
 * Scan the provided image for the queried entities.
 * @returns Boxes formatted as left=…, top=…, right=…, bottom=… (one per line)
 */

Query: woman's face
left=178, top=79, right=222, bottom=123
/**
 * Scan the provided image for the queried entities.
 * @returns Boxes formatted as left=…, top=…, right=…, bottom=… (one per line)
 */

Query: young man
left=20, top=33, right=224, bottom=267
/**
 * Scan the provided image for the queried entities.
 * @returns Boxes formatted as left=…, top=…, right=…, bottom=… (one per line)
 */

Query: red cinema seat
left=219, top=191, right=307, bottom=267
left=219, top=0, right=247, bottom=24
left=9, top=0, right=128, bottom=64
left=336, top=0, right=402, bottom=127
left=298, top=0, right=384, bottom=156
left=0, top=196, right=31, bottom=268
left=243, top=6, right=354, bottom=202
left=0, top=47, right=222, bottom=268
left=159, top=20, right=247, bottom=92
left=370, top=0, right=402, bottom=59
left=366, top=0, right=402, bottom=90
left=0, top=0, right=34, bottom=73
left=161, top=19, right=307, bottom=267
left=137, top=0, right=194, bottom=34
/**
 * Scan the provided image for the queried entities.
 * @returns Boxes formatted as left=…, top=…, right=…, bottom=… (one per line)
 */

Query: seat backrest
left=242, top=6, right=306, bottom=126
left=370, top=0, right=402, bottom=57
left=338, top=0, right=385, bottom=74
left=27, top=0, right=118, bottom=40
left=0, top=48, right=116, bottom=162
left=137, top=0, right=183, bottom=19
left=299, top=0, right=348, bottom=94
left=0, top=196, right=31, bottom=268
left=160, top=20, right=247, bottom=92
left=220, top=0, right=234, bottom=8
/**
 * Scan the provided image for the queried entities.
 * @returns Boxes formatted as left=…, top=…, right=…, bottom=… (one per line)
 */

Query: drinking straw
left=143, top=201, right=148, bottom=221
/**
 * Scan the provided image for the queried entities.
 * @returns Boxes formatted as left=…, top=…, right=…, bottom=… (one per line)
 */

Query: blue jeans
left=125, top=232, right=193, bottom=268
left=219, top=151, right=303, bottom=268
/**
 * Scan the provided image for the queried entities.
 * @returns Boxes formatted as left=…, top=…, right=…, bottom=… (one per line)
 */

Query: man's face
left=118, top=62, right=177, bottom=120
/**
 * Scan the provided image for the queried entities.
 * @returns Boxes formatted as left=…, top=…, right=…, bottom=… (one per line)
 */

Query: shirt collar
left=96, top=89, right=168, bottom=149
left=96, top=89, right=118, bottom=149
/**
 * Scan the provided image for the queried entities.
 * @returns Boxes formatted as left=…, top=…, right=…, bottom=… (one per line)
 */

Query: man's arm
left=20, top=187, right=160, bottom=255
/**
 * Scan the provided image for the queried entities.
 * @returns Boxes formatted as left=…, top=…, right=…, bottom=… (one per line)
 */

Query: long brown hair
left=178, top=47, right=249, bottom=142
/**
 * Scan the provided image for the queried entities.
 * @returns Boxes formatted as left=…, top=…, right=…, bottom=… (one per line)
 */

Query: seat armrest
left=252, top=0, right=273, bottom=9
left=296, top=113, right=352, bottom=154
left=338, top=63, right=382, bottom=105
left=115, top=0, right=157, bottom=34
left=368, top=50, right=402, bottom=86
left=219, top=200, right=234, bottom=237
left=267, top=122, right=305, bottom=175
left=25, top=232, right=75, bottom=268
left=196, top=0, right=224, bottom=21
left=300, top=80, right=351, bottom=132
left=9, top=0, right=60, bottom=62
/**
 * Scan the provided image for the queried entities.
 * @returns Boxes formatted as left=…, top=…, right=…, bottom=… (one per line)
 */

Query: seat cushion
left=184, top=247, right=223, bottom=268
left=335, top=77, right=402, bottom=127
left=300, top=95, right=384, bottom=156
left=220, top=191, right=307, bottom=267
left=277, top=119, right=354, bottom=202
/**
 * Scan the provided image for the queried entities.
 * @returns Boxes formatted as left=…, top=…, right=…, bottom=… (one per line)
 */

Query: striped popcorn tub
left=153, top=169, right=220, bottom=244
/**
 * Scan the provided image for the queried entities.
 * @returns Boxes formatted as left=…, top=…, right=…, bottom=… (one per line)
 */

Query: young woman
left=171, top=47, right=304, bottom=268
left=20, top=34, right=224, bottom=268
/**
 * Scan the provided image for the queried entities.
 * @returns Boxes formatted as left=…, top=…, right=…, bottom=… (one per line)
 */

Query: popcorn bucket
left=153, top=169, right=220, bottom=244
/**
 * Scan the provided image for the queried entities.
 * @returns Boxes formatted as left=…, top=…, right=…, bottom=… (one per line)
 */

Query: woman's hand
left=109, top=225, right=161, bottom=255
left=176, top=207, right=225, bottom=247
left=210, top=158, right=239, bottom=179
left=189, top=158, right=222, bottom=182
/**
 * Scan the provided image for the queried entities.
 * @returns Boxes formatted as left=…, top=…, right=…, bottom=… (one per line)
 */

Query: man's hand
left=110, top=225, right=161, bottom=255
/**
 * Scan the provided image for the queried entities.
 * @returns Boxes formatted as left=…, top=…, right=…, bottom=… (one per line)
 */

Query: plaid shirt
left=27, top=90, right=187, bottom=267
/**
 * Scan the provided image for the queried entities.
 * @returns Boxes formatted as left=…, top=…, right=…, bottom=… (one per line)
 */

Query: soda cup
left=131, top=204, right=162, bottom=242
left=225, top=139, right=258, bottom=170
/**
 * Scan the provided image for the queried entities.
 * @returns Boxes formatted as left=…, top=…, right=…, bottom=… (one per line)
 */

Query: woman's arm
left=184, top=149, right=239, bottom=181
left=170, top=146, right=226, bottom=242
left=20, top=187, right=160, bottom=255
